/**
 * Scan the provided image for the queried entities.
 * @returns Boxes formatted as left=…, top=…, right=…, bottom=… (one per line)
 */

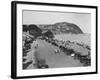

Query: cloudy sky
left=23, top=10, right=91, bottom=33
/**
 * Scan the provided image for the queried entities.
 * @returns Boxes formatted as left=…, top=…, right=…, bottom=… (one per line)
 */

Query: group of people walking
left=45, top=38, right=91, bottom=66
left=22, top=32, right=91, bottom=69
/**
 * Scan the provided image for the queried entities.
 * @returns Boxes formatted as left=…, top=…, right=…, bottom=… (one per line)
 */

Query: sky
left=23, top=10, right=91, bottom=33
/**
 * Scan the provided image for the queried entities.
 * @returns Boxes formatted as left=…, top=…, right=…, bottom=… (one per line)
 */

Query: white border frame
left=16, top=3, right=96, bottom=77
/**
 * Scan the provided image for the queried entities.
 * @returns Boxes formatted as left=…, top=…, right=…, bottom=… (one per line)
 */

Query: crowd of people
left=22, top=32, right=91, bottom=69
left=44, top=38, right=91, bottom=66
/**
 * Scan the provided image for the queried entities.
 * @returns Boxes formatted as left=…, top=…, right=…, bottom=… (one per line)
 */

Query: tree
left=28, top=24, right=42, bottom=38
left=23, top=25, right=28, bottom=32
left=43, top=30, right=54, bottom=38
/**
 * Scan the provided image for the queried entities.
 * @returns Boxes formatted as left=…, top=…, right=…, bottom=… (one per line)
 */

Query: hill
left=38, top=22, right=83, bottom=34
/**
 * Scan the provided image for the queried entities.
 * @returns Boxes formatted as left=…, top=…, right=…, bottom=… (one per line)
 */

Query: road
left=26, top=39, right=83, bottom=69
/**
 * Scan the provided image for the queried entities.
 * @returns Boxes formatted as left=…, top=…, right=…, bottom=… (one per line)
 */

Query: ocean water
left=54, top=34, right=91, bottom=46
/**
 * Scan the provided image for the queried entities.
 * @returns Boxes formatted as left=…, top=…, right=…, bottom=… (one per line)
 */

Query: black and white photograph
left=22, top=10, right=91, bottom=69
left=11, top=1, right=97, bottom=79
